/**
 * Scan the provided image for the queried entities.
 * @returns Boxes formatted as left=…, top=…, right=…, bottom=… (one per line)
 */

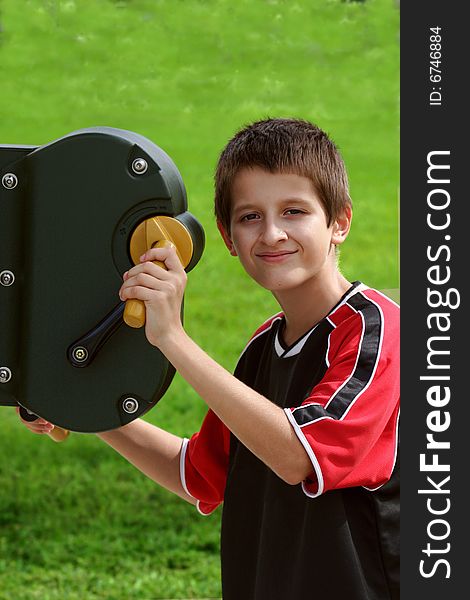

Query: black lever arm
left=67, top=302, right=125, bottom=368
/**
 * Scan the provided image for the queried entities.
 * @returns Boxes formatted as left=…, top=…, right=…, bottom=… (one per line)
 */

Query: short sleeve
left=284, top=290, right=400, bottom=498
left=180, top=409, right=231, bottom=515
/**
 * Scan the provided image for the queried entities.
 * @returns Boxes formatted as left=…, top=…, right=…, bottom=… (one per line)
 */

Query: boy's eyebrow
left=280, top=197, right=313, bottom=206
left=233, top=198, right=313, bottom=213
left=232, top=203, right=258, bottom=214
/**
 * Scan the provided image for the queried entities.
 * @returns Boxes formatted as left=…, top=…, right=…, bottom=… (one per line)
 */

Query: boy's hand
left=16, top=407, right=54, bottom=435
left=119, top=245, right=187, bottom=348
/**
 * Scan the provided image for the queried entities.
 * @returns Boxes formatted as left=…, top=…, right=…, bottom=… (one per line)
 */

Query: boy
left=22, top=119, right=400, bottom=599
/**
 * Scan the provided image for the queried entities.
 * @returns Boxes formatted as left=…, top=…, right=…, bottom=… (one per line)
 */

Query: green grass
left=0, top=410, right=222, bottom=600
left=0, top=0, right=399, bottom=597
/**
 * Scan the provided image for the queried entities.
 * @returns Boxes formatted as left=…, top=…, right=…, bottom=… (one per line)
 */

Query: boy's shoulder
left=359, top=286, right=400, bottom=310
left=350, top=286, right=400, bottom=329
left=326, top=286, right=400, bottom=362
left=327, top=284, right=399, bottom=331
left=236, top=312, right=284, bottom=362
left=238, top=284, right=399, bottom=362
left=341, top=285, right=399, bottom=317
left=250, top=285, right=399, bottom=332
left=250, top=311, right=285, bottom=340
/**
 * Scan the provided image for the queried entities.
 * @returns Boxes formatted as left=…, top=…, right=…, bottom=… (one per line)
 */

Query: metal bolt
left=2, top=173, right=18, bottom=189
left=122, top=397, right=139, bottom=414
left=132, top=158, right=148, bottom=175
left=0, top=270, right=15, bottom=287
left=0, top=367, right=12, bottom=384
left=72, top=346, right=88, bottom=362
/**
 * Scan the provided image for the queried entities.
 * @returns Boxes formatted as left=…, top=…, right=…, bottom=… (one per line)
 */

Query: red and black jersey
left=181, top=282, right=400, bottom=600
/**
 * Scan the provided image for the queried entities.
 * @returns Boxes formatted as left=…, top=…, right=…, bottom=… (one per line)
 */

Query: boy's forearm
left=97, top=419, right=196, bottom=505
left=159, top=328, right=311, bottom=485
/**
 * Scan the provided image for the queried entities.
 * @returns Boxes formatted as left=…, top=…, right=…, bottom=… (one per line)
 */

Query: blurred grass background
left=0, top=0, right=399, bottom=598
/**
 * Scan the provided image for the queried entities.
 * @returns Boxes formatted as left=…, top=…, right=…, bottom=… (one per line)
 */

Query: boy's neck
left=273, top=271, right=354, bottom=347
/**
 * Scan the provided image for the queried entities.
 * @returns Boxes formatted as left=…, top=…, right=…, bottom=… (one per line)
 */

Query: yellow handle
left=123, top=216, right=194, bottom=329
left=123, top=239, right=173, bottom=329
left=48, top=426, right=70, bottom=443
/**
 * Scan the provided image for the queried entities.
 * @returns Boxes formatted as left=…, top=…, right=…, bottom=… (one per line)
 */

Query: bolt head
left=0, top=270, right=15, bottom=287
left=72, top=347, right=88, bottom=362
left=132, top=158, right=148, bottom=174
left=2, top=173, right=18, bottom=189
left=122, top=397, right=139, bottom=414
left=0, top=367, right=12, bottom=384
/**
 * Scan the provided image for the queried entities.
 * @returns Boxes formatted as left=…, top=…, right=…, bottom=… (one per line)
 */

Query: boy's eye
left=241, top=213, right=259, bottom=222
left=285, top=208, right=305, bottom=215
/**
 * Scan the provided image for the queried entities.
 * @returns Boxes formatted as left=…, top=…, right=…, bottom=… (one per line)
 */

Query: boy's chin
left=256, top=275, right=306, bottom=294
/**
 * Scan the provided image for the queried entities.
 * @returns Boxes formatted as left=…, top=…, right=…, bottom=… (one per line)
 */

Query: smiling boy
left=22, top=119, right=400, bottom=599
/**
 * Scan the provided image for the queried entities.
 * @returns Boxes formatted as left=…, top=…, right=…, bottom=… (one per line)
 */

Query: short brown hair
left=214, top=118, right=351, bottom=233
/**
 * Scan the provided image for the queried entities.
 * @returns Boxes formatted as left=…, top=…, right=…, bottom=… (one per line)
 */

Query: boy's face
left=218, top=167, right=350, bottom=294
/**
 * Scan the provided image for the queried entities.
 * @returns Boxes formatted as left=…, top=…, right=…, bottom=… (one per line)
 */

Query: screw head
left=0, top=367, right=12, bottom=384
left=2, top=173, right=18, bottom=189
left=122, top=397, right=139, bottom=414
left=132, top=158, right=148, bottom=175
left=0, top=270, right=15, bottom=287
left=72, top=347, right=88, bottom=362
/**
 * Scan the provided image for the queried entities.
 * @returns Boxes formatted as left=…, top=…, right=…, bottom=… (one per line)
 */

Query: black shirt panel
left=235, top=318, right=332, bottom=409
left=220, top=305, right=399, bottom=600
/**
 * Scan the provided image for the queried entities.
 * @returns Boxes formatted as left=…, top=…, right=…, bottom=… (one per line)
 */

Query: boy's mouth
left=256, top=250, right=298, bottom=263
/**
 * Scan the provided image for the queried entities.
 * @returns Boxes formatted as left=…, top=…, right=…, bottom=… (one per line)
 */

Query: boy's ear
left=217, top=220, right=238, bottom=256
left=331, top=205, right=352, bottom=246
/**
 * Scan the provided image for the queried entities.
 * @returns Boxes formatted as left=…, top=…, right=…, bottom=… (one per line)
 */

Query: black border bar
left=401, top=3, right=466, bottom=597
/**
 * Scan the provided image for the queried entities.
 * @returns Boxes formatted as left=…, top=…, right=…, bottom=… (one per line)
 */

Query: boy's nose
left=260, top=220, right=288, bottom=245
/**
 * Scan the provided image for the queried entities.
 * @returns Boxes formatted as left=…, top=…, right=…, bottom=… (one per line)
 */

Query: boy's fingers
left=119, top=284, right=155, bottom=303
left=141, top=246, right=184, bottom=272
left=119, top=246, right=186, bottom=301
left=159, top=245, right=184, bottom=271
left=125, top=261, right=172, bottom=281
left=31, top=425, right=53, bottom=433
left=122, top=272, right=166, bottom=292
left=16, top=406, right=51, bottom=427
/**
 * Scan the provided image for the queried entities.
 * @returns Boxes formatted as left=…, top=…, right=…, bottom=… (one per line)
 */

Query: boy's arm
left=157, top=330, right=311, bottom=486
left=18, top=409, right=196, bottom=505
left=97, top=420, right=197, bottom=505
left=120, top=247, right=312, bottom=486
